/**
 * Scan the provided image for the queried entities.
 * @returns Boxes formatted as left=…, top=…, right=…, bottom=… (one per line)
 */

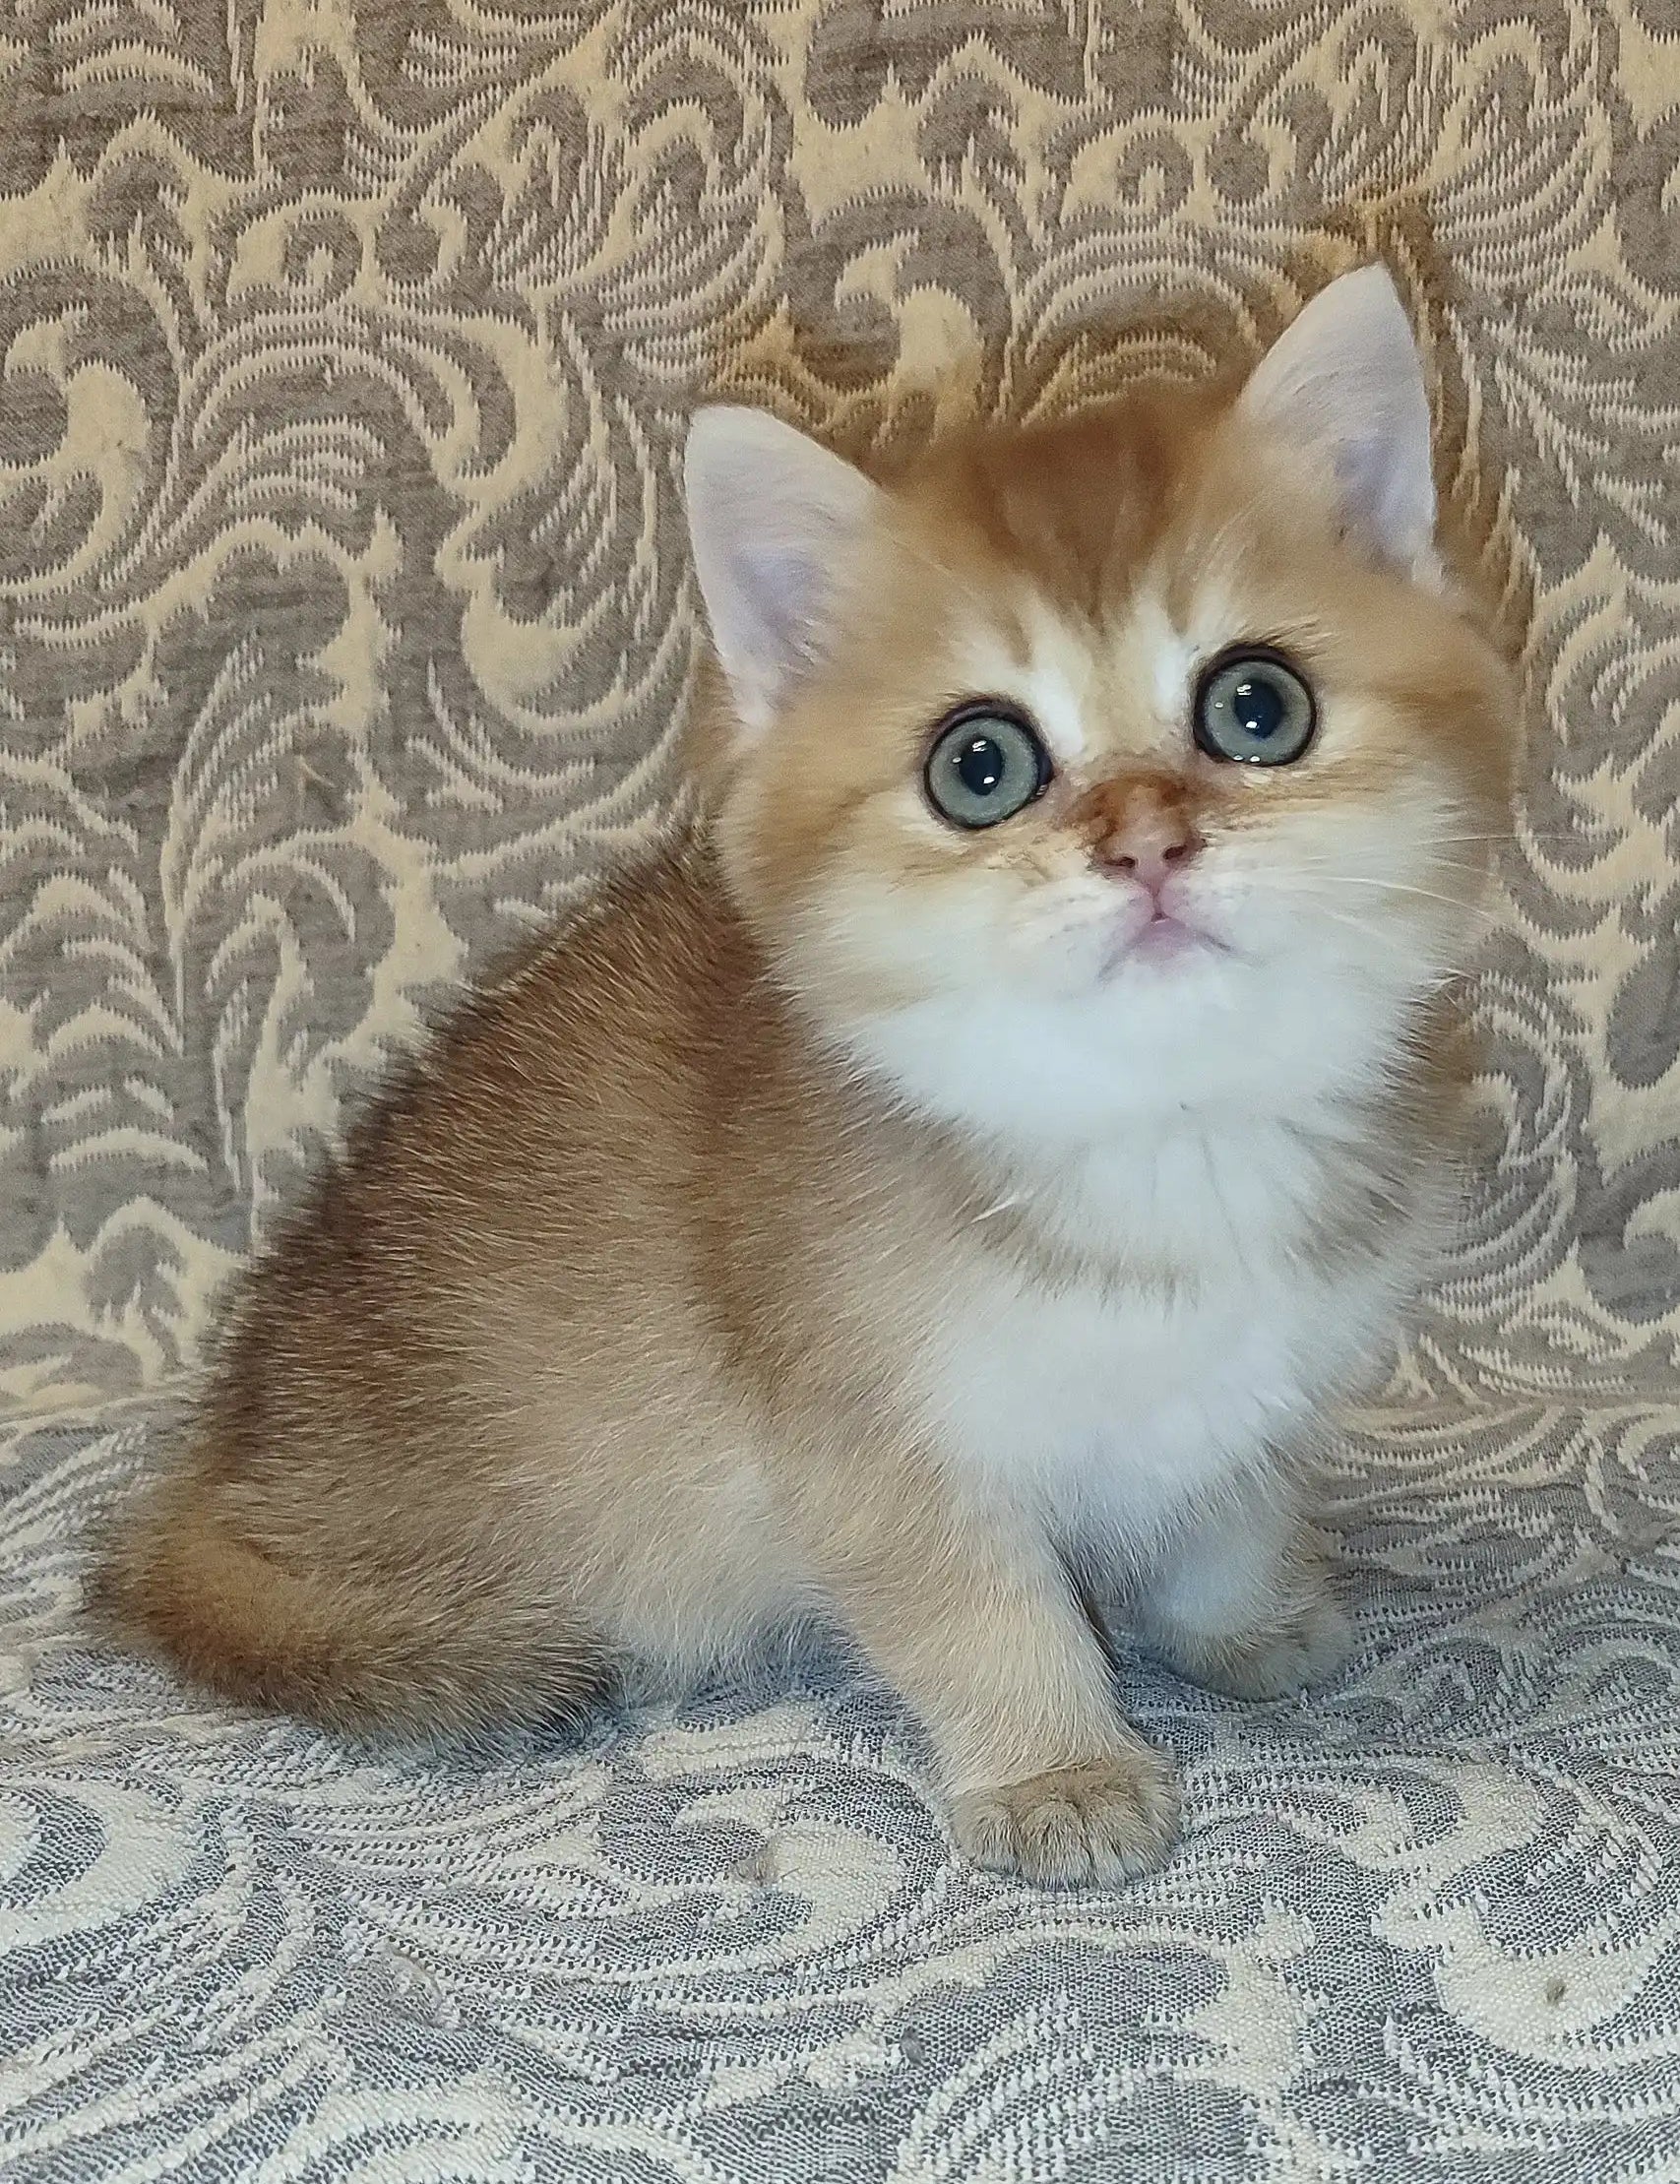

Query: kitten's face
left=688, top=274, right=1515, bottom=1135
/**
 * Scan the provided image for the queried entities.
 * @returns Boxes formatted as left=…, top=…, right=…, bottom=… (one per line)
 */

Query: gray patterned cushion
left=4, top=5, right=1678, bottom=2177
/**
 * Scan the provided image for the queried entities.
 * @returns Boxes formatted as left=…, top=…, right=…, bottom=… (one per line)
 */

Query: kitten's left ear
left=1239, top=265, right=1437, bottom=580
left=684, top=406, right=886, bottom=736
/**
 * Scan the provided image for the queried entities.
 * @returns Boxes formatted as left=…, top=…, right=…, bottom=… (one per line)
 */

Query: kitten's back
left=94, top=839, right=777, bottom=1736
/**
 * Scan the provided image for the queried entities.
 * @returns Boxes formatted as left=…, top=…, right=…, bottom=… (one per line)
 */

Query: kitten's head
left=684, top=268, right=1515, bottom=1141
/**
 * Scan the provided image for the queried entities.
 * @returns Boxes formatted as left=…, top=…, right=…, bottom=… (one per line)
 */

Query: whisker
left=1285, top=852, right=1487, bottom=883
left=1402, top=830, right=1619, bottom=850
left=1277, top=847, right=1488, bottom=884
left=1276, top=873, right=1477, bottom=913
left=1262, top=898, right=1402, bottom=951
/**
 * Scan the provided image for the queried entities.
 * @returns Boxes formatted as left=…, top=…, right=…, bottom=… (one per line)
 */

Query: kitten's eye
left=924, top=706, right=1052, bottom=830
left=1194, top=649, right=1317, bottom=766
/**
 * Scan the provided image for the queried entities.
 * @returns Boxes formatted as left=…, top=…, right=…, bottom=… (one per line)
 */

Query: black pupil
left=1231, top=674, right=1284, bottom=741
left=956, top=734, right=1007, bottom=796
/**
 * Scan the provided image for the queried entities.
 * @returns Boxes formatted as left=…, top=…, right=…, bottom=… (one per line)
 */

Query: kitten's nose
left=1079, top=775, right=1204, bottom=894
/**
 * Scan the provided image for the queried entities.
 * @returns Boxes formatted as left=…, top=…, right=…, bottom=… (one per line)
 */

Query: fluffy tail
left=92, top=1492, right=607, bottom=1741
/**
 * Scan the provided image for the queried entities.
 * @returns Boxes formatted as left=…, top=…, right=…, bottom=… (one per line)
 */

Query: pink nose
left=1095, top=834, right=1199, bottom=896
left=1075, top=771, right=1204, bottom=893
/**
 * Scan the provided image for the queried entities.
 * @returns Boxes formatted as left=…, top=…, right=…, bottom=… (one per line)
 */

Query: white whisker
left=1276, top=872, right=1474, bottom=913
left=1258, top=895, right=1408, bottom=953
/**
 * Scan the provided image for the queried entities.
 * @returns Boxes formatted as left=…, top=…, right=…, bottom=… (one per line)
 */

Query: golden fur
left=97, top=276, right=1515, bottom=1886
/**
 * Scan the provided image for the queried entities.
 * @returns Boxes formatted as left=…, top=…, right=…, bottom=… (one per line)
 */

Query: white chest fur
left=921, top=1116, right=1425, bottom=1552
left=848, top=949, right=1453, bottom=1555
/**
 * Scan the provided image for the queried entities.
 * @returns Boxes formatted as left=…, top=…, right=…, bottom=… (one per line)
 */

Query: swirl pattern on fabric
left=3, top=4, right=1679, bottom=2177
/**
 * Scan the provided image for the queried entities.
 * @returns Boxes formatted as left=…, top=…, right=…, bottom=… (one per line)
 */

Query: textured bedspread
left=4, top=5, right=1680, bottom=2178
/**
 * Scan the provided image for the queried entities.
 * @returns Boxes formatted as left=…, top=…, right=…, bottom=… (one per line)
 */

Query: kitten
left=97, top=267, right=1514, bottom=1885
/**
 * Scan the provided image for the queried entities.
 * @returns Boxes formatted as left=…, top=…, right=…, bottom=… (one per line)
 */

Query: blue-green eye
left=924, top=706, right=1052, bottom=829
left=1194, top=649, right=1317, bottom=766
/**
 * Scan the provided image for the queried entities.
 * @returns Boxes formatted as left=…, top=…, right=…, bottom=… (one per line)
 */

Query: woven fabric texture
left=4, top=5, right=1680, bottom=2178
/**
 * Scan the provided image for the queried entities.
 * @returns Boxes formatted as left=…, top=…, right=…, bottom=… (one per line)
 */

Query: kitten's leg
left=803, top=1480, right=1179, bottom=1886
left=1134, top=1486, right=1353, bottom=1702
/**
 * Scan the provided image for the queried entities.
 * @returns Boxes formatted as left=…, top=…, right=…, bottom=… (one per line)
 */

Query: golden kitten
left=98, top=267, right=1513, bottom=1885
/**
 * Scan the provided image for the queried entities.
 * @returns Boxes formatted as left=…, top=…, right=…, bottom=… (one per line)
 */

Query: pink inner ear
left=1334, top=429, right=1419, bottom=550
left=1239, top=267, right=1436, bottom=574
left=685, top=406, right=885, bottom=729
left=737, top=544, right=826, bottom=665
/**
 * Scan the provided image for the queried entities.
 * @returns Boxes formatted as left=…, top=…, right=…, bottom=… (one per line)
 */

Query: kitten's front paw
left=952, top=1744, right=1181, bottom=1887
left=1174, top=1591, right=1354, bottom=1702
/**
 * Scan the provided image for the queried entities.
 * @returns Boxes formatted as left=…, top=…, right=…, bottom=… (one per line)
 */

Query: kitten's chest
left=919, top=1122, right=1420, bottom=1536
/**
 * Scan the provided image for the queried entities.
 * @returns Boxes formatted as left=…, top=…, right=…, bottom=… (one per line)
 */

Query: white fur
left=929, top=1225, right=1415, bottom=1556
left=1016, top=595, right=1093, bottom=761
left=861, top=866, right=1446, bottom=1553
left=938, top=599, right=1091, bottom=763
left=1137, top=592, right=1200, bottom=732
left=908, top=978, right=1453, bottom=1535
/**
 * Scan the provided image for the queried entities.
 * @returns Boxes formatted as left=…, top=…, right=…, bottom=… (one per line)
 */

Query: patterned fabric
left=4, top=4, right=1679, bottom=2177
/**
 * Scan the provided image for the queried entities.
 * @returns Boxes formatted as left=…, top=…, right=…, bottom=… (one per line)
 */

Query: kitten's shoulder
left=267, top=831, right=758, bottom=1243
left=406, top=829, right=762, bottom=1121
left=477, top=828, right=750, bottom=1031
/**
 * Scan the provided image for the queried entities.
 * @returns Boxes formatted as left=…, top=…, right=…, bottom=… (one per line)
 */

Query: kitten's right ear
left=1239, top=265, right=1437, bottom=580
left=683, top=407, right=884, bottom=736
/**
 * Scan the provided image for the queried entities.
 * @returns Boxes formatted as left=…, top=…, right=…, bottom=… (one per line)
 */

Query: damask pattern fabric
left=3, top=4, right=1680, bottom=2177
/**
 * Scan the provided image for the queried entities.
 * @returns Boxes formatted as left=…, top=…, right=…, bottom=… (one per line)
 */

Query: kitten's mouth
left=1104, top=906, right=1229, bottom=974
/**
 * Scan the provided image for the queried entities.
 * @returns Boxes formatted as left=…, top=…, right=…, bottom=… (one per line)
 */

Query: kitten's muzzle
left=1076, top=772, right=1205, bottom=899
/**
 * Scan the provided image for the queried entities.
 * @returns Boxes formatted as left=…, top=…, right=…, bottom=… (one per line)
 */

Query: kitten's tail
left=91, top=1485, right=608, bottom=1742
